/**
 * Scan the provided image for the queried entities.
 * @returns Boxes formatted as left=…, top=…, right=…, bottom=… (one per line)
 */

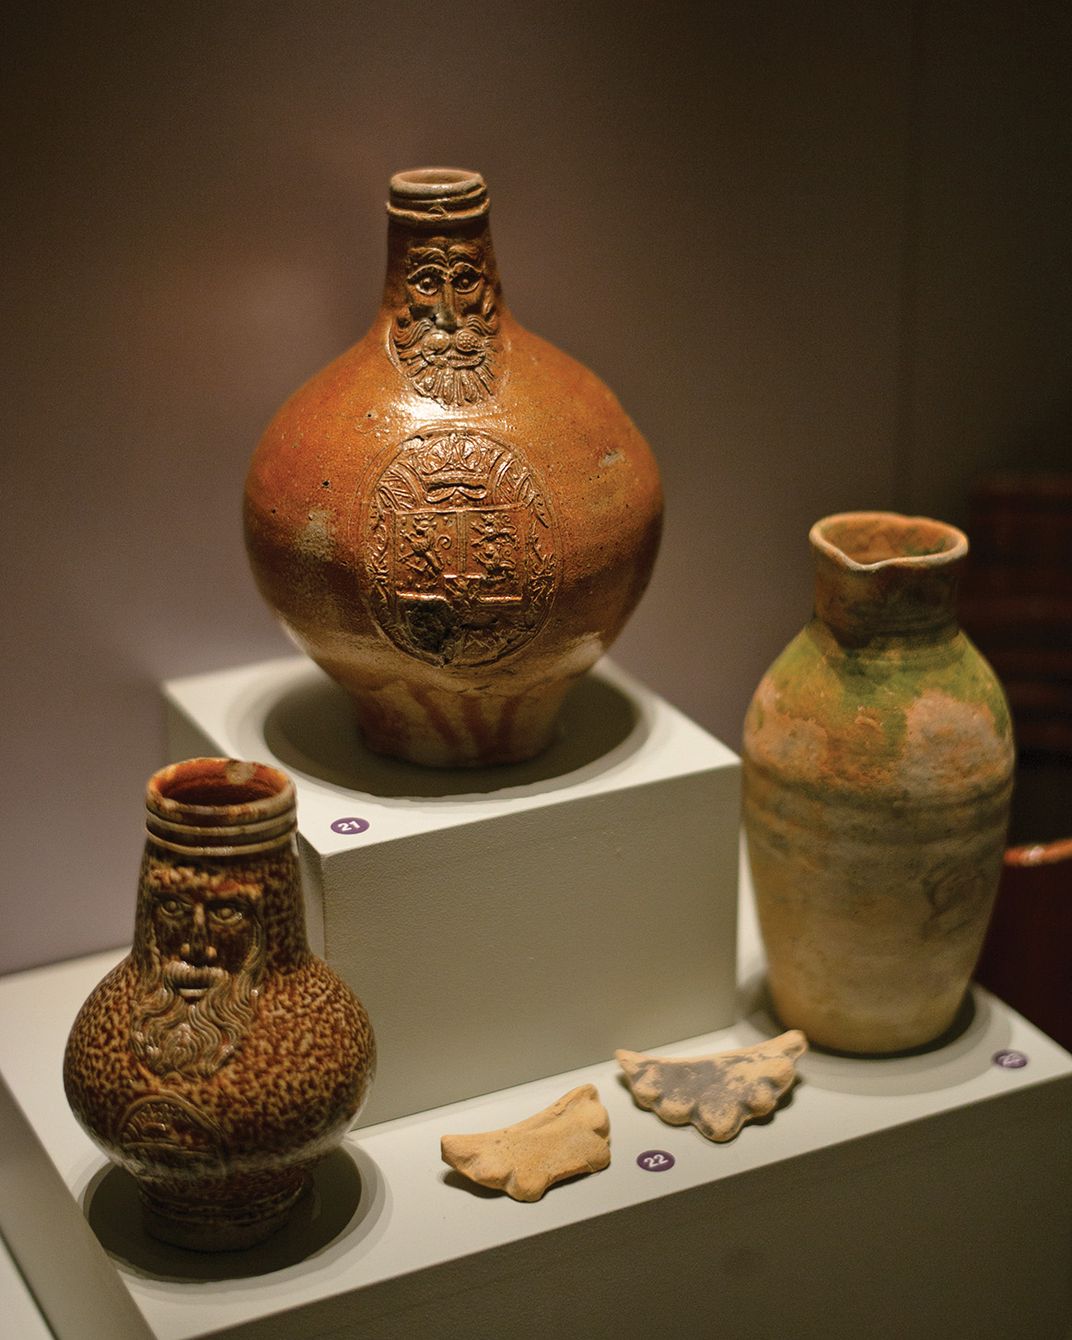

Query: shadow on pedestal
left=82, top=1143, right=384, bottom=1282
left=256, top=668, right=647, bottom=799
left=735, top=972, right=1010, bottom=1096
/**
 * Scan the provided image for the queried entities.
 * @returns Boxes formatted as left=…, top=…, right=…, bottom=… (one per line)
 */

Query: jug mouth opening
left=811, top=511, right=967, bottom=570
left=146, top=759, right=296, bottom=854
left=150, top=758, right=291, bottom=812
left=391, top=167, right=483, bottom=196
left=388, top=167, right=489, bottom=223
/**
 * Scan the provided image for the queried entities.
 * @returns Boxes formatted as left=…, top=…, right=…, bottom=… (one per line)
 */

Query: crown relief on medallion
left=389, top=236, right=500, bottom=407
left=364, top=428, right=558, bottom=668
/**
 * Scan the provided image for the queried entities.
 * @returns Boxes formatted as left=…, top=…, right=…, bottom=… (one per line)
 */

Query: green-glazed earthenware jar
left=743, top=512, right=1014, bottom=1053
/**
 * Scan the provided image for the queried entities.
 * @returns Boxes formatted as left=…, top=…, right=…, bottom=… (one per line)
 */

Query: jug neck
left=810, top=511, right=967, bottom=645
left=137, top=757, right=308, bottom=976
left=381, top=168, right=505, bottom=408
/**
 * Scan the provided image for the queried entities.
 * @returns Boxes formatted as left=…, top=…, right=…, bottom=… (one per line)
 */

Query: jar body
left=742, top=514, right=1014, bottom=1053
left=244, top=169, right=662, bottom=766
left=63, top=760, right=375, bottom=1250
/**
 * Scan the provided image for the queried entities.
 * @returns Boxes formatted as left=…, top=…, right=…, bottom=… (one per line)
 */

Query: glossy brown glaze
left=743, top=513, right=1014, bottom=1054
left=244, top=168, right=662, bottom=766
left=63, top=759, right=375, bottom=1251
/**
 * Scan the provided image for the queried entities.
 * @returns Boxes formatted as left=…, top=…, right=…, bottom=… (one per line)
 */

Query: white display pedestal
left=1, top=874, right=1069, bottom=1340
left=0, top=1236, right=55, bottom=1340
left=162, top=656, right=742, bottom=1125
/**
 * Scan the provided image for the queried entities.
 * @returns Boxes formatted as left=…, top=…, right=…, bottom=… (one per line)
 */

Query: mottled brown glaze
left=743, top=513, right=1014, bottom=1054
left=64, top=759, right=375, bottom=1251
left=244, top=168, right=662, bottom=766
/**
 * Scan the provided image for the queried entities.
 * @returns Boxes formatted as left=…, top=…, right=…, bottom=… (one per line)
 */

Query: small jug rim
left=147, top=757, right=294, bottom=817
left=810, top=510, right=968, bottom=572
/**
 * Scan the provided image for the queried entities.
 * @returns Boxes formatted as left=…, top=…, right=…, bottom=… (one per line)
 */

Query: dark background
left=3, top=1, right=1070, bottom=973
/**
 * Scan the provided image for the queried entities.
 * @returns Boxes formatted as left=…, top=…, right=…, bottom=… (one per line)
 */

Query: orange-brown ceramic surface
left=63, top=758, right=375, bottom=1250
left=743, top=513, right=1014, bottom=1054
left=244, top=168, right=662, bottom=766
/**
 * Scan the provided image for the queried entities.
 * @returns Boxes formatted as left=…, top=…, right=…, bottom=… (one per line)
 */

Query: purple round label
left=992, top=1049, right=1028, bottom=1069
left=636, top=1149, right=675, bottom=1172
left=331, top=817, right=370, bottom=836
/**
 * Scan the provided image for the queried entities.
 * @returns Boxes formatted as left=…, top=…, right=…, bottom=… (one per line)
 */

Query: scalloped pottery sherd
left=616, top=1031, right=807, bottom=1141
left=743, top=513, right=1014, bottom=1054
left=63, top=758, right=376, bottom=1251
left=244, top=167, right=662, bottom=767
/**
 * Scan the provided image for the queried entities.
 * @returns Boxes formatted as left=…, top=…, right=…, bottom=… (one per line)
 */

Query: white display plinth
left=162, top=656, right=742, bottom=1125
left=0, top=1236, right=56, bottom=1340
left=1, top=877, right=1069, bottom=1340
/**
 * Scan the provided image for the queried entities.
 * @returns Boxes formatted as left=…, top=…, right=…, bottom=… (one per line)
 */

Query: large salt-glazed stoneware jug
left=244, top=167, right=662, bottom=766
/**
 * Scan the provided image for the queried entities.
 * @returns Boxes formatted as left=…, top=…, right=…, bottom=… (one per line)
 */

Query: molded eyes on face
left=208, top=904, right=245, bottom=926
left=409, top=268, right=444, bottom=297
left=152, top=895, right=247, bottom=926
left=451, top=266, right=481, bottom=293
left=408, top=266, right=482, bottom=298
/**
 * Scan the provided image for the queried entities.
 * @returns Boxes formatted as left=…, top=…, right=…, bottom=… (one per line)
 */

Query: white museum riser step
left=0, top=875, right=1069, bottom=1340
left=162, top=656, right=742, bottom=1126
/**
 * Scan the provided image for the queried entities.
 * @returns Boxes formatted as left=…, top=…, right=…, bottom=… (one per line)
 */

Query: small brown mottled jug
left=743, top=513, right=1014, bottom=1054
left=244, top=167, right=662, bottom=766
left=64, top=758, right=375, bottom=1250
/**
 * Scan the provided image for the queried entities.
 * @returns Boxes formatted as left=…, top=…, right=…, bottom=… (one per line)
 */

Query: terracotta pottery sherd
left=64, top=758, right=375, bottom=1251
left=440, top=1084, right=610, bottom=1201
left=743, top=512, right=1014, bottom=1054
left=616, top=1031, right=807, bottom=1142
left=244, top=167, right=662, bottom=767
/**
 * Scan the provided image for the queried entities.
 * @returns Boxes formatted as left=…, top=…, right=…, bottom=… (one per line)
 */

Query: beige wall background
left=3, top=2, right=1070, bottom=975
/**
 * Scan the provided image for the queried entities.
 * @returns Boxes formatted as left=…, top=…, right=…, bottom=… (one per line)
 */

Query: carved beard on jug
left=244, top=167, right=663, bottom=767
left=129, top=863, right=267, bottom=1079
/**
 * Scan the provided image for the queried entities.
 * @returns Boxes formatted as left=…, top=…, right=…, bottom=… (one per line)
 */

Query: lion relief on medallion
left=390, top=237, right=500, bottom=406
left=364, top=429, right=558, bottom=667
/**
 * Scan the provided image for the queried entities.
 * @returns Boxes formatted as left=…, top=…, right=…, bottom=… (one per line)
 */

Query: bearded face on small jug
left=130, top=863, right=266, bottom=1081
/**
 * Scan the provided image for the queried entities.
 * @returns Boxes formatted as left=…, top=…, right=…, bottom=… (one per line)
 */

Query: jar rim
left=390, top=167, right=484, bottom=198
left=810, top=511, right=968, bottom=572
left=387, top=167, right=489, bottom=223
left=146, top=758, right=295, bottom=823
